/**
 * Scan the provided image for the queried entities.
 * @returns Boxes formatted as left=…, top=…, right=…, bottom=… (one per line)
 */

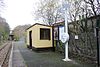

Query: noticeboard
left=59, top=26, right=65, bottom=40
left=59, top=26, right=69, bottom=43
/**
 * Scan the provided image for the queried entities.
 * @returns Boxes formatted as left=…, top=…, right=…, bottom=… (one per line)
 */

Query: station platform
left=9, top=41, right=96, bottom=67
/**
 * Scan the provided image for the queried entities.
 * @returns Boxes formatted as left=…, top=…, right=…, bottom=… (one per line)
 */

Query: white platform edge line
left=8, top=42, right=13, bottom=67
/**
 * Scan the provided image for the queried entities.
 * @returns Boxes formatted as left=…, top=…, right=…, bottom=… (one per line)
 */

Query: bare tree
left=34, top=0, right=63, bottom=25
left=83, top=0, right=100, bottom=15
left=12, top=24, right=31, bottom=41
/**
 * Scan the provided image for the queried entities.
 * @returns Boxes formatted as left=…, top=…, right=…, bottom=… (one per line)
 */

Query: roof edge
left=26, top=23, right=52, bottom=30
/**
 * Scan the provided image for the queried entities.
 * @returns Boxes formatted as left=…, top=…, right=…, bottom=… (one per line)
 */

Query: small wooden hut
left=26, top=23, right=54, bottom=51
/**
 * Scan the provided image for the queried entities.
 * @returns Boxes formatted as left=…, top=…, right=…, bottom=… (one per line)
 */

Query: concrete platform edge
left=8, top=42, right=13, bottom=67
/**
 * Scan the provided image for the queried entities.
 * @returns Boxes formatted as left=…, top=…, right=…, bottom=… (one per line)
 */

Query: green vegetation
left=0, top=17, right=10, bottom=45
left=12, top=24, right=31, bottom=41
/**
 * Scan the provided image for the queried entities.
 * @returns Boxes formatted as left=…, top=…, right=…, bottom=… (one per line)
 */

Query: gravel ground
left=0, top=41, right=11, bottom=67
left=12, top=41, right=97, bottom=67
left=2, top=46, right=11, bottom=67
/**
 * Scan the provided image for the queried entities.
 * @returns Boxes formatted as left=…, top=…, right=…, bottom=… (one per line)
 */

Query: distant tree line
left=0, top=17, right=10, bottom=44
left=12, top=24, right=31, bottom=41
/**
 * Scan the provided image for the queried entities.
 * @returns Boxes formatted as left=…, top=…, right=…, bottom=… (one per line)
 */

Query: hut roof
left=26, top=23, right=52, bottom=30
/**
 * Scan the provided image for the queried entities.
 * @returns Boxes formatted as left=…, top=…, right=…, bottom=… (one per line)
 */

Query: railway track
left=0, top=41, right=12, bottom=67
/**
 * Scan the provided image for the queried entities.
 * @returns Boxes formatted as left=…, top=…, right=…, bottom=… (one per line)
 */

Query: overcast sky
left=1, top=0, right=39, bottom=30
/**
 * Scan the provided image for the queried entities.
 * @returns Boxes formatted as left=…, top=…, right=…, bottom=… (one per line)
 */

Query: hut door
left=29, top=31, right=32, bottom=48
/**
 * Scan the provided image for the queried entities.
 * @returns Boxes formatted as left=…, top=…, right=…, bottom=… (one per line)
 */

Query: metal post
left=62, top=0, right=71, bottom=61
left=96, top=27, right=99, bottom=67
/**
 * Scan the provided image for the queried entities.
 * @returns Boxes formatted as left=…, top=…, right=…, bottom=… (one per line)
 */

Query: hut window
left=40, top=28, right=50, bottom=40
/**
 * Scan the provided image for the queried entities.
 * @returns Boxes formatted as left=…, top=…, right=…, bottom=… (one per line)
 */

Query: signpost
left=61, top=33, right=71, bottom=61
left=61, top=0, right=71, bottom=61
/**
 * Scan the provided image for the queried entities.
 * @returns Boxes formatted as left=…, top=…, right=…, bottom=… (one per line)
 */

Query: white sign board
left=75, top=35, right=78, bottom=39
left=59, top=26, right=69, bottom=43
left=61, top=33, right=69, bottom=43
left=59, top=26, right=64, bottom=40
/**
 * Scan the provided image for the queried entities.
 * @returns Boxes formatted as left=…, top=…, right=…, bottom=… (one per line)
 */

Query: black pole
left=96, top=17, right=100, bottom=67
left=96, top=27, right=99, bottom=67
left=52, top=26, right=55, bottom=51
